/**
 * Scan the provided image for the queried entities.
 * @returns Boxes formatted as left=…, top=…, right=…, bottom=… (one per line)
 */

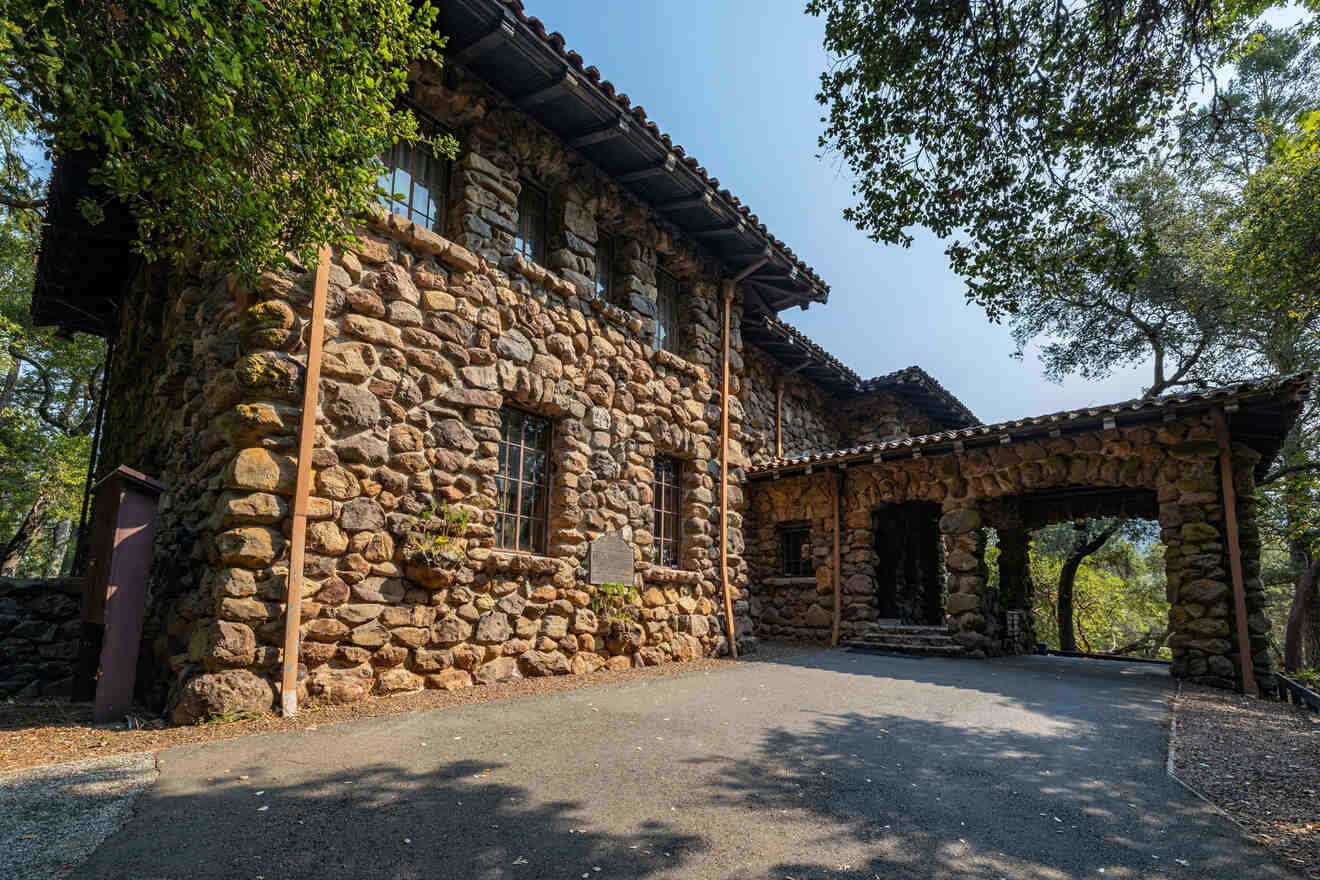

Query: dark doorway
left=873, top=502, right=944, bottom=625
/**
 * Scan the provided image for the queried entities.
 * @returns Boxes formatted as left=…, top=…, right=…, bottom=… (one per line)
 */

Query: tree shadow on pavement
left=694, top=701, right=1290, bottom=880
left=69, top=757, right=704, bottom=880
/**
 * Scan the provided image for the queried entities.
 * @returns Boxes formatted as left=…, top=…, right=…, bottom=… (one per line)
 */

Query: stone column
left=997, top=526, right=1035, bottom=653
left=1161, top=441, right=1237, bottom=686
left=940, top=504, right=993, bottom=656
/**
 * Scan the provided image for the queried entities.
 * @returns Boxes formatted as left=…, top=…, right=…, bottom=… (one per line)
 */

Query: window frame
left=595, top=233, right=614, bottom=302
left=515, top=178, right=550, bottom=265
left=377, top=113, right=450, bottom=233
left=653, top=456, right=682, bottom=568
left=655, top=269, right=680, bottom=353
left=779, top=523, right=813, bottom=578
left=495, top=408, right=552, bottom=555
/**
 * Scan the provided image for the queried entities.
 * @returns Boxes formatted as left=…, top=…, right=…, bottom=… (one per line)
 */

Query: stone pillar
left=1161, top=440, right=1238, bottom=686
left=997, top=526, right=1035, bottom=653
left=940, top=504, right=993, bottom=656
left=451, top=142, right=519, bottom=264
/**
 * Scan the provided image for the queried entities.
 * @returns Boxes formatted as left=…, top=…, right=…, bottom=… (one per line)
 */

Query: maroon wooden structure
left=76, top=465, right=165, bottom=721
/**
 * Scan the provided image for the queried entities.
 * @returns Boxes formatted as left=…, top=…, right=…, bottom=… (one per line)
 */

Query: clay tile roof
left=743, top=315, right=979, bottom=428
left=490, top=0, right=828, bottom=296
left=748, top=373, right=1313, bottom=482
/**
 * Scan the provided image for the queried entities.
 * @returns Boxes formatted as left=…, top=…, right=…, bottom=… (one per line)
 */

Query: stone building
left=19, top=0, right=1308, bottom=714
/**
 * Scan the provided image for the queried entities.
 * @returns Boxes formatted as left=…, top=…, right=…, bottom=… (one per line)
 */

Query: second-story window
left=378, top=130, right=448, bottom=232
left=516, top=180, right=548, bottom=264
left=595, top=233, right=614, bottom=301
left=656, top=269, right=680, bottom=353
left=653, top=456, right=682, bottom=568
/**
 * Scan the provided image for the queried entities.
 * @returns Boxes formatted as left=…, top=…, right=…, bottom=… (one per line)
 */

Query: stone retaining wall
left=0, top=576, right=82, bottom=697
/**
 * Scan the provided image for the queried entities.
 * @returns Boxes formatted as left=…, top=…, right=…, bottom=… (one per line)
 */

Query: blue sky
left=521, top=0, right=1152, bottom=424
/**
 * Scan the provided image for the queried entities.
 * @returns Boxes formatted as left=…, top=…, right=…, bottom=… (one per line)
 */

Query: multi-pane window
left=653, top=457, right=682, bottom=568
left=496, top=409, right=551, bottom=554
left=781, top=525, right=812, bottom=577
left=656, top=269, right=680, bottom=353
left=378, top=134, right=448, bottom=232
left=515, top=180, right=548, bottom=264
left=595, top=233, right=614, bottom=301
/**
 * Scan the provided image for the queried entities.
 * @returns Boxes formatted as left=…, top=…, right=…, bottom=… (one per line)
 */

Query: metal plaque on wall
left=588, top=533, right=635, bottom=585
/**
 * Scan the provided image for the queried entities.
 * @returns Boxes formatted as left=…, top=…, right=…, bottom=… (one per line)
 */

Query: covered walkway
left=746, top=375, right=1310, bottom=691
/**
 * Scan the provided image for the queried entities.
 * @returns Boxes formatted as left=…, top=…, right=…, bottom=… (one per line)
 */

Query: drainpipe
left=718, top=259, right=767, bottom=659
left=280, top=244, right=332, bottom=716
left=1210, top=407, right=1257, bottom=697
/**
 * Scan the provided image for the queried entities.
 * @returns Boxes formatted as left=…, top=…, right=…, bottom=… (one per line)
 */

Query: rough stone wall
left=0, top=576, right=82, bottom=697
left=746, top=414, right=1272, bottom=683
left=742, top=346, right=845, bottom=466
left=97, top=265, right=249, bottom=708
left=838, top=392, right=938, bottom=448
left=172, top=210, right=747, bottom=720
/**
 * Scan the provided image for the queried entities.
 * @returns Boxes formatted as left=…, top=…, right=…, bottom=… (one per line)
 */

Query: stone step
left=844, top=638, right=964, bottom=657
left=849, top=631, right=961, bottom=646
left=864, top=623, right=955, bottom=637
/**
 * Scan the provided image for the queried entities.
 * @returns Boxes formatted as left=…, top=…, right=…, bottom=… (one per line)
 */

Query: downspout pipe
left=281, top=244, right=332, bottom=716
left=717, top=259, right=768, bottom=660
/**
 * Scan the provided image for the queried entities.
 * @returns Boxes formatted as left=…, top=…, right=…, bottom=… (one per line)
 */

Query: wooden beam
left=656, top=189, right=713, bottom=212
left=831, top=469, right=842, bottom=647
left=1211, top=407, right=1258, bottom=697
left=719, top=279, right=738, bottom=659
left=692, top=223, right=747, bottom=239
left=452, top=13, right=516, bottom=64
left=615, top=153, right=676, bottom=183
left=516, top=72, right=578, bottom=108
left=775, top=380, right=784, bottom=459
left=281, top=243, right=332, bottom=716
left=568, top=117, right=630, bottom=150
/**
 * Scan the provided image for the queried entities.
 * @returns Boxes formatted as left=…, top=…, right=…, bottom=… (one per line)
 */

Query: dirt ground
left=1171, top=684, right=1320, bottom=879
left=0, top=643, right=819, bottom=773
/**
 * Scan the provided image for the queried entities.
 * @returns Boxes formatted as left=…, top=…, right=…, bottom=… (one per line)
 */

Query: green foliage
left=808, top=1, right=1316, bottom=322
left=590, top=582, right=638, bottom=623
left=2, top=0, right=454, bottom=278
left=1003, top=162, right=1236, bottom=396
left=1029, top=536, right=1170, bottom=657
left=0, top=106, right=101, bottom=575
left=403, top=502, right=469, bottom=565
left=806, top=0, right=1302, bottom=320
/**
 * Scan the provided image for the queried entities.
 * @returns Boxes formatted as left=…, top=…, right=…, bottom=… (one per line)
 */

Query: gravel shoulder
left=1171, top=684, right=1320, bottom=879
left=0, top=751, right=157, bottom=880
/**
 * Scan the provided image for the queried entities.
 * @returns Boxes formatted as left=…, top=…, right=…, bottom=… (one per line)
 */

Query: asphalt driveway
left=66, top=651, right=1291, bottom=879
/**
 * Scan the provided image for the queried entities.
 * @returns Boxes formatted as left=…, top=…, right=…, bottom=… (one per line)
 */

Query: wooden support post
left=775, top=380, right=783, bottom=459
left=831, top=469, right=842, bottom=647
left=1211, top=407, right=1258, bottom=697
left=719, top=280, right=738, bottom=659
left=280, top=243, right=332, bottom=716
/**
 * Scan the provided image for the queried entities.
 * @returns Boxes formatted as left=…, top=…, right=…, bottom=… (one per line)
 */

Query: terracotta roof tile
left=748, top=373, right=1313, bottom=476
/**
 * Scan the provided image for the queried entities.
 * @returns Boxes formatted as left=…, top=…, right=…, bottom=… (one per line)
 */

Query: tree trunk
left=44, top=519, right=73, bottom=578
left=1, top=490, right=53, bottom=576
left=1284, top=557, right=1320, bottom=671
left=1058, top=521, right=1122, bottom=653
left=0, top=358, right=18, bottom=411
left=1058, top=555, right=1081, bottom=652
